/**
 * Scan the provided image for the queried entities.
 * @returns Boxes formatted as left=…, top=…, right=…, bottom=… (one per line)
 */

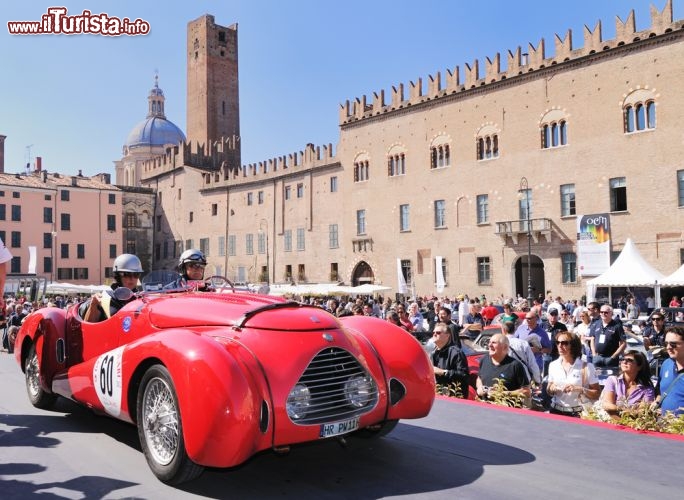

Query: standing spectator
left=590, top=304, right=626, bottom=367
left=574, top=310, right=594, bottom=360
left=431, top=322, right=469, bottom=398
left=501, top=302, right=518, bottom=325
left=559, top=308, right=575, bottom=331
left=476, top=333, right=530, bottom=400
left=547, top=331, right=600, bottom=417
left=645, top=295, right=656, bottom=314
left=545, top=308, right=568, bottom=363
left=0, top=236, right=13, bottom=312
left=669, top=296, right=682, bottom=307
left=600, top=350, right=655, bottom=416
left=434, top=307, right=462, bottom=348
left=514, top=311, right=552, bottom=373
left=502, top=321, right=541, bottom=385
left=362, top=302, right=377, bottom=317
left=481, top=300, right=499, bottom=326
left=586, top=301, right=602, bottom=324
left=572, top=300, right=586, bottom=325
left=408, top=302, right=425, bottom=335
left=626, top=297, right=640, bottom=320
left=457, top=294, right=468, bottom=326
left=656, top=327, right=684, bottom=416
left=547, top=297, right=565, bottom=318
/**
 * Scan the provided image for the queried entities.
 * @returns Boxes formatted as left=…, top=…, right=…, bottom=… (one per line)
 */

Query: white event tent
left=660, top=263, right=684, bottom=287
left=586, top=238, right=665, bottom=305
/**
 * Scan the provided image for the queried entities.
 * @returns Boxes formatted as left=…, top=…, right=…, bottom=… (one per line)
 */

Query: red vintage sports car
left=14, top=283, right=435, bottom=484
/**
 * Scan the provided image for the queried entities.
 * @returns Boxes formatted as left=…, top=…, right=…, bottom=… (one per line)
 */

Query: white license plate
left=319, top=416, right=360, bottom=438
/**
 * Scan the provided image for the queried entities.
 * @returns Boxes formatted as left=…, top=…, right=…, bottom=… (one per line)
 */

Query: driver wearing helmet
left=82, top=253, right=142, bottom=322
left=164, top=249, right=208, bottom=290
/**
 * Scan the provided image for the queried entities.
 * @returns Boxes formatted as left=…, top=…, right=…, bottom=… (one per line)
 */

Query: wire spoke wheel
left=25, top=343, right=57, bottom=409
left=137, top=365, right=203, bottom=484
left=141, top=377, right=180, bottom=465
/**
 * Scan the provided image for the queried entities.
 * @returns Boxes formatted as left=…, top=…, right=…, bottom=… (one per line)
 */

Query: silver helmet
left=112, top=254, right=143, bottom=274
left=178, top=249, right=206, bottom=272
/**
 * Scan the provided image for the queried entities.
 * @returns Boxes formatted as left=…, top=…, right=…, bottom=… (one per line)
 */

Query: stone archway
left=351, top=261, right=374, bottom=287
left=514, top=254, right=545, bottom=301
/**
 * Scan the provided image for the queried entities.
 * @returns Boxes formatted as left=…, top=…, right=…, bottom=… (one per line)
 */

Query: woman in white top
left=547, top=331, right=600, bottom=416
left=573, top=310, right=593, bottom=360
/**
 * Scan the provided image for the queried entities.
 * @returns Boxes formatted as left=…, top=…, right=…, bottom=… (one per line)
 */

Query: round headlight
left=344, top=375, right=374, bottom=408
left=286, top=384, right=311, bottom=420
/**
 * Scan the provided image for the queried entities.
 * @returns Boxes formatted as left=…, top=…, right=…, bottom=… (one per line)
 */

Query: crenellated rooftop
left=139, top=135, right=337, bottom=187
left=339, top=0, right=684, bottom=125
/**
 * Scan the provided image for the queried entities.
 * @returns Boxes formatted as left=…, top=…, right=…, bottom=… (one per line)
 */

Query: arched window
left=540, top=110, right=569, bottom=149
left=622, top=88, right=656, bottom=133
left=353, top=152, right=370, bottom=182
left=429, top=135, right=451, bottom=169
left=387, top=145, right=407, bottom=176
left=475, top=124, right=500, bottom=160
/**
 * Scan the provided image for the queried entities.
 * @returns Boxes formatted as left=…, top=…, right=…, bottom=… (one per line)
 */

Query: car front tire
left=136, top=364, right=203, bottom=484
left=25, top=343, right=57, bottom=409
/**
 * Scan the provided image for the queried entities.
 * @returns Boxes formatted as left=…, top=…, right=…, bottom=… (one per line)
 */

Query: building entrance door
left=514, top=255, right=545, bottom=301
left=351, top=261, right=374, bottom=287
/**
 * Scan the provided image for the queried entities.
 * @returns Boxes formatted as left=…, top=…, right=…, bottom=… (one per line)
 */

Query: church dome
left=125, top=117, right=185, bottom=149
left=124, top=76, right=185, bottom=150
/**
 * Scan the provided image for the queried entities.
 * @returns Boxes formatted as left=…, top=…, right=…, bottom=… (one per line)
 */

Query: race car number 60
left=93, top=346, right=125, bottom=417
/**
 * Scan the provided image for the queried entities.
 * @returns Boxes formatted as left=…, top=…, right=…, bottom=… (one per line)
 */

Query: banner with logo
left=576, top=214, right=611, bottom=276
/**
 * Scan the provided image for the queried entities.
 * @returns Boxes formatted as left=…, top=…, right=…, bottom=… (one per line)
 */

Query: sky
left=0, top=0, right=677, bottom=177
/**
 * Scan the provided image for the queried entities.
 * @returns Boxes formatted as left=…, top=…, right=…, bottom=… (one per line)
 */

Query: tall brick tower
left=186, top=15, right=241, bottom=165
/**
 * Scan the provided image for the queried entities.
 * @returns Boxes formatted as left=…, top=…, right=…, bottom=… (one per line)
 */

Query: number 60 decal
left=93, top=346, right=125, bottom=417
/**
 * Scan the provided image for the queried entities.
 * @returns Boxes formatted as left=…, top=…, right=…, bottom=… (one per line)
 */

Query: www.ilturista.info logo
left=7, top=7, right=150, bottom=36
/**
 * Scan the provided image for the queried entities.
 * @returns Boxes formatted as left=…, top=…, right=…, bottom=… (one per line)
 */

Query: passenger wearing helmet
left=82, top=254, right=143, bottom=322
left=164, top=249, right=208, bottom=290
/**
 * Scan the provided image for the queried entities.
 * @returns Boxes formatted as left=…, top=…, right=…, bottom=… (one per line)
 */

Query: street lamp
left=518, top=177, right=533, bottom=305
left=51, top=231, right=58, bottom=283
left=259, top=219, right=270, bottom=285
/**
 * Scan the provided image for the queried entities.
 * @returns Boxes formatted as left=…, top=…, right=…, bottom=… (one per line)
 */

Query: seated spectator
left=395, top=303, right=414, bottom=333
left=547, top=332, right=600, bottom=417
left=431, top=322, right=469, bottom=398
left=656, top=327, right=684, bottom=416
left=476, top=333, right=530, bottom=400
left=462, top=303, right=484, bottom=339
left=600, top=350, right=655, bottom=416
left=386, top=311, right=409, bottom=332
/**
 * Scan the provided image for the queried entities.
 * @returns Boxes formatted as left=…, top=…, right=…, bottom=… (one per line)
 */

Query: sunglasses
left=187, top=263, right=205, bottom=269
left=120, top=272, right=140, bottom=278
left=555, top=340, right=570, bottom=346
left=652, top=317, right=664, bottom=321
left=665, top=341, right=682, bottom=348
left=619, top=357, right=636, bottom=364
left=600, top=311, right=611, bottom=315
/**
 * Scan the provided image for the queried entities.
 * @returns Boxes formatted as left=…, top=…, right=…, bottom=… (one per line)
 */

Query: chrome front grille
left=290, top=348, right=378, bottom=425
